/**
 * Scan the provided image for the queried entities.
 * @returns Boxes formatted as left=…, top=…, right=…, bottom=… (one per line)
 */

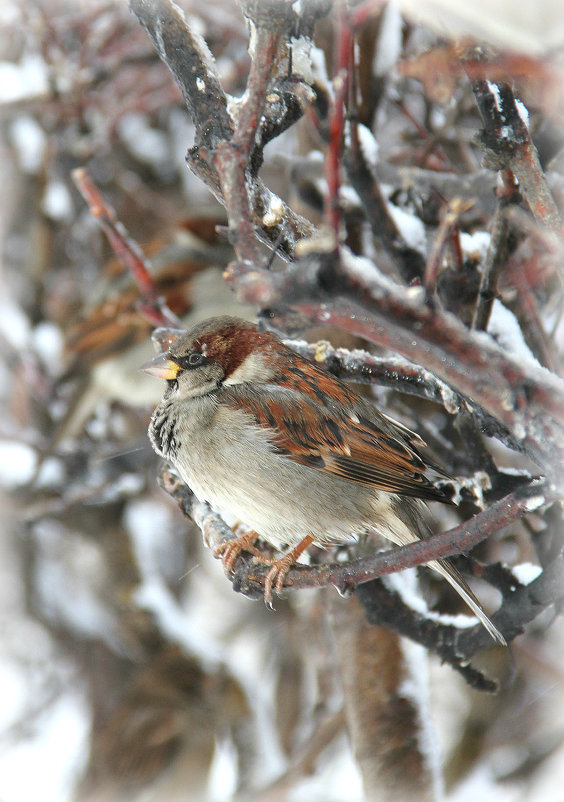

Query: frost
left=487, top=80, right=503, bottom=113
left=290, top=36, right=314, bottom=84
left=262, top=195, right=285, bottom=227
left=515, top=98, right=529, bottom=127
left=0, top=442, right=37, bottom=487
left=511, top=562, right=542, bottom=586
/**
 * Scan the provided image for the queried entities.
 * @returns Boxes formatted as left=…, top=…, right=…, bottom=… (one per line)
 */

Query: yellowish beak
left=141, top=351, right=181, bottom=380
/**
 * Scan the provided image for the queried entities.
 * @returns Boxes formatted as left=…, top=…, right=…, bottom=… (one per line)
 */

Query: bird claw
left=263, top=535, right=316, bottom=607
left=216, top=533, right=315, bottom=609
left=214, top=531, right=272, bottom=575
left=263, top=557, right=294, bottom=608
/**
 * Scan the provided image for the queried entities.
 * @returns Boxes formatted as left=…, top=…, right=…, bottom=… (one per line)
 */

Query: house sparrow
left=144, top=316, right=505, bottom=644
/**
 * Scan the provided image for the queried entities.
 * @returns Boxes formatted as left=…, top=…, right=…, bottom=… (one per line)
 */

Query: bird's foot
left=215, top=531, right=272, bottom=575
left=263, top=535, right=315, bottom=607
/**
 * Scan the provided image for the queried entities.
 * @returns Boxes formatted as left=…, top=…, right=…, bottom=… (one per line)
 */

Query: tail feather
left=375, top=498, right=506, bottom=645
left=431, top=559, right=506, bottom=645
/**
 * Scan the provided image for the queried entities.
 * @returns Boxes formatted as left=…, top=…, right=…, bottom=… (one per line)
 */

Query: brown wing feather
left=219, top=355, right=450, bottom=502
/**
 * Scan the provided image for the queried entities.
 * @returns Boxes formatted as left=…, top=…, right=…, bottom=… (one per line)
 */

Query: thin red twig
left=324, top=5, right=353, bottom=237
left=72, top=167, right=181, bottom=329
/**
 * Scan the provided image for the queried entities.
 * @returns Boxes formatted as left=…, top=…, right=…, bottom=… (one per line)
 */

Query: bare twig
left=285, top=339, right=468, bottom=411
left=214, top=3, right=292, bottom=263
left=130, top=0, right=316, bottom=261
left=469, top=74, right=561, bottom=232
left=424, top=198, right=473, bottom=297
left=472, top=169, right=520, bottom=330
left=323, top=4, right=352, bottom=238
left=230, top=249, right=564, bottom=473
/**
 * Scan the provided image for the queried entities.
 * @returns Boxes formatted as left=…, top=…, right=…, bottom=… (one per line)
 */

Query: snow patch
left=488, top=299, right=541, bottom=367
left=309, top=43, right=330, bottom=86
left=35, top=457, right=65, bottom=489
left=0, top=688, right=89, bottom=802
left=357, top=123, right=379, bottom=168
left=523, top=494, right=546, bottom=512
left=32, top=321, right=64, bottom=375
left=460, top=231, right=490, bottom=263
left=385, top=569, right=485, bottom=630
left=0, top=54, right=48, bottom=103
left=0, top=297, right=30, bottom=348
left=515, top=98, right=529, bottom=127
left=388, top=203, right=426, bottom=252
left=9, top=115, right=46, bottom=174
left=42, top=180, right=72, bottom=222
left=118, top=112, right=170, bottom=168
left=510, top=562, right=542, bottom=586
left=400, top=636, right=444, bottom=801
left=373, top=0, right=403, bottom=76
left=0, top=441, right=37, bottom=487
left=486, top=80, right=503, bottom=113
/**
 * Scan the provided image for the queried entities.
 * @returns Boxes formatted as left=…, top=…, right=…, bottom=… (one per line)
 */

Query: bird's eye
left=187, top=351, right=205, bottom=366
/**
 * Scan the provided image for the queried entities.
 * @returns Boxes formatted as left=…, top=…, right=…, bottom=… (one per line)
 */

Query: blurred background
left=0, top=1, right=563, bottom=800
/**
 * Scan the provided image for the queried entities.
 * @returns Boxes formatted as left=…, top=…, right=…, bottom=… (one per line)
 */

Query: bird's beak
left=141, top=351, right=181, bottom=380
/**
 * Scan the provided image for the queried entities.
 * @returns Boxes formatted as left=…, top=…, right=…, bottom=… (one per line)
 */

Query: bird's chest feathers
left=157, top=397, right=276, bottom=500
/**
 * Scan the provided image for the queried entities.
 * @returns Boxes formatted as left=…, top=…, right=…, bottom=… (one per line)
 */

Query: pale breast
left=159, top=398, right=412, bottom=552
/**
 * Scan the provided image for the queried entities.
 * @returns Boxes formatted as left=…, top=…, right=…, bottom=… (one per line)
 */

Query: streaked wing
left=220, top=377, right=449, bottom=502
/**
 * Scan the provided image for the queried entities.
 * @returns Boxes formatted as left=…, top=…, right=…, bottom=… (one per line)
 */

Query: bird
left=143, top=315, right=505, bottom=644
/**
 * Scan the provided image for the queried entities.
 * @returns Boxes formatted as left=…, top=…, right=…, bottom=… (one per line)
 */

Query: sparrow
left=143, top=316, right=505, bottom=644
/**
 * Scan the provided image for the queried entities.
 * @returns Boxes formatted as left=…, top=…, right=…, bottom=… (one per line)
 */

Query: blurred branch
left=72, top=168, right=180, bottom=328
